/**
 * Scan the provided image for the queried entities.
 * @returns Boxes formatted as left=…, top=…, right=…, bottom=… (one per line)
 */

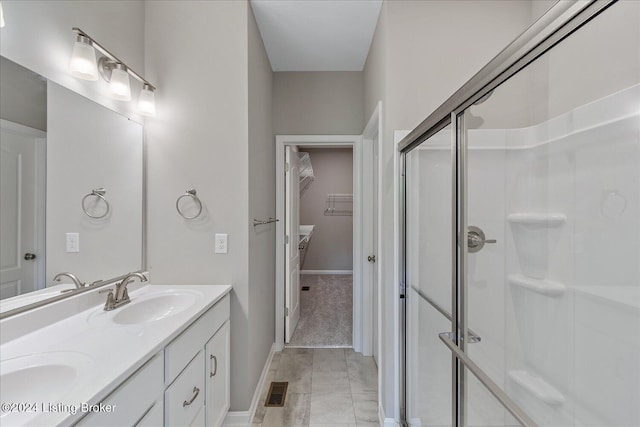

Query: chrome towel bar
left=253, top=217, right=279, bottom=227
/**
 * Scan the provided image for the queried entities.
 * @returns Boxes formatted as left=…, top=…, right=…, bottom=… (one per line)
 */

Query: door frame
left=0, top=119, right=46, bottom=293
left=275, top=134, right=369, bottom=351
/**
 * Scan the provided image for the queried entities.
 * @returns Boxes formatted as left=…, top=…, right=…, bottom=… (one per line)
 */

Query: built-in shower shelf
left=509, top=370, right=565, bottom=406
left=507, top=213, right=567, bottom=226
left=508, top=275, right=566, bottom=296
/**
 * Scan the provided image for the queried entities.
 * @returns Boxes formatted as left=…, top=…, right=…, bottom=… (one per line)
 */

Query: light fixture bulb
left=137, top=84, right=156, bottom=116
left=69, top=35, right=98, bottom=80
left=108, top=64, right=131, bottom=101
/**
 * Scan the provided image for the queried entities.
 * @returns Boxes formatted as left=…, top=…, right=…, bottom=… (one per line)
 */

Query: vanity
left=0, top=283, right=232, bottom=427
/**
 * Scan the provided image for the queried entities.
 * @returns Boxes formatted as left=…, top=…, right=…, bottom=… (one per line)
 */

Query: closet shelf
left=508, top=275, right=566, bottom=296
left=509, top=370, right=565, bottom=406
left=324, top=193, right=353, bottom=216
left=507, top=213, right=567, bottom=226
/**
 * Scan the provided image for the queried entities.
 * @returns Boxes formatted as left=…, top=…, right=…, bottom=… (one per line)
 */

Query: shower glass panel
left=464, top=1, right=640, bottom=426
left=405, top=125, right=453, bottom=427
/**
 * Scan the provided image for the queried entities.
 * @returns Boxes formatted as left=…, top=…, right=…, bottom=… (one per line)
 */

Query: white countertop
left=0, top=284, right=232, bottom=427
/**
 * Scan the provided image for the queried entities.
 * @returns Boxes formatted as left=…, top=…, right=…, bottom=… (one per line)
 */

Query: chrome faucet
left=53, top=272, right=86, bottom=289
left=101, top=272, right=148, bottom=311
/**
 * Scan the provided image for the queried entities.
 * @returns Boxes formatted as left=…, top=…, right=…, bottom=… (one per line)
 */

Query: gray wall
left=364, top=0, right=542, bottom=419
left=145, top=0, right=274, bottom=412
left=299, top=148, right=353, bottom=271
left=247, top=1, right=276, bottom=406
left=0, top=57, right=47, bottom=131
left=273, top=71, right=364, bottom=135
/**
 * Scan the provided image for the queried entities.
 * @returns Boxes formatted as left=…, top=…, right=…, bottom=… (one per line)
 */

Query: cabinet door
left=205, top=321, right=230, bottom=427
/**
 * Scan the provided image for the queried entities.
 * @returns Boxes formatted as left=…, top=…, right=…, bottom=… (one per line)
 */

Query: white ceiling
left=250, top=0, right=383, bottom=72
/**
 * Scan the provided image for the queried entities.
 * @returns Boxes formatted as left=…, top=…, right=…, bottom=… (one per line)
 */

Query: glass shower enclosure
left=401, top=1, right=639, bottom=426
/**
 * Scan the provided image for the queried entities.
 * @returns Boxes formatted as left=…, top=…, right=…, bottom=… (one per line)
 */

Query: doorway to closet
left=275, top=133, right=379, bottom=360
left=287, top=146, right=354, bottom=347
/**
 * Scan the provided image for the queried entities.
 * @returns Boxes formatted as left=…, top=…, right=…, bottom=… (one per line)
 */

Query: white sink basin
left=112, top=291, right=198, bottom=325
left=88, top=289, right=201, bottom=326
left=0, top=352, right=93, bottom=425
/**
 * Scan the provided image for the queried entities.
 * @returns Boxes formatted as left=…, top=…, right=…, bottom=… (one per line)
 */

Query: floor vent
left=265, top=382, right=288, bottom=407
left=301, top=286, right=310, bottom=291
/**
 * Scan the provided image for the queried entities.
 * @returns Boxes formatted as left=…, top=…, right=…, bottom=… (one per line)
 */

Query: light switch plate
left=66, top=233, right=80, bottom=253
left=215, top=233, right=228, bottom=254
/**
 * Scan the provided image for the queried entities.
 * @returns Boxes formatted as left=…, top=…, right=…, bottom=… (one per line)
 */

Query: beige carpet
left=289, top=274, right=352, bottom=346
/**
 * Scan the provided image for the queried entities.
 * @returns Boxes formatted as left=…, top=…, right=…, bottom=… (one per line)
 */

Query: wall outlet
left=66, top=233, right=80, bottom=253
left=215, top=233, right=228, bottom=254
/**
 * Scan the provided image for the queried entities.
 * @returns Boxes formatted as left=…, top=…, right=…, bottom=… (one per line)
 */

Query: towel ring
left=176, top=189, right=203, bottom=220
left=82, top=188, right=110, bottom=219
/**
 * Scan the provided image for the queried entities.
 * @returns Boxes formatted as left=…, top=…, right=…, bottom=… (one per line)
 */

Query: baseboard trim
left=379, top=402, right=401, bottom=427
left=222, top=410, right=251, bottom=426
left=223, top=342, right=277, bottom=426
left=301, top=269, right=353, bottom=275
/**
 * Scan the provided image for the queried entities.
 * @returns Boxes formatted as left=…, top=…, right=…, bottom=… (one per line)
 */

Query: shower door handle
left=467, top=225, right=496, bottom=253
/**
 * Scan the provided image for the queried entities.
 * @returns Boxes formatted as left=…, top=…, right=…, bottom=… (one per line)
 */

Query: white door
left=285, top=146, right=301, bottom=343
left=372, top=134, right=379, bottom=364
left=0, top=121, right=44, bottom=299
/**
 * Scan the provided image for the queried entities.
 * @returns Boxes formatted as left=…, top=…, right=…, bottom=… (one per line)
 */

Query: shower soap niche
left=508, top=213, right=567, bottom=279
left=508, top=274, right=565, bottom=296
left=509, top=370, right=565, bottom=406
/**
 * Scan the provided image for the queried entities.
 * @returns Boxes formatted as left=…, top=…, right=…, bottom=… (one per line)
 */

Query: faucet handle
left=98, top=288, right=114, bottom=294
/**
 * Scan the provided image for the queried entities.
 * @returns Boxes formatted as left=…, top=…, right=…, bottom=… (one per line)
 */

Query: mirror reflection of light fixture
left=0, top=2, right=6, bottom=28
left=137, top=84, right=156, bottom=117
left=69, top=28, right=156, bottom=113
left=69, top=35, right=99, bottom=81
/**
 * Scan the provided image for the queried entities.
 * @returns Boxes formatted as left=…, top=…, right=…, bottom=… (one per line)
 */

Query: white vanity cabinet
left=74, top=293, right=230, bottom=427
left=163, top=294, right=230, bottom=427
left=75, top=354, right=164, bottom=426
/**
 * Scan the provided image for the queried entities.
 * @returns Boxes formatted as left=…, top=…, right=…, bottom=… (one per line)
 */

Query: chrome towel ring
left=82, top=188, right=110, bottom=219
left=176, top=189, right=203, bottom=220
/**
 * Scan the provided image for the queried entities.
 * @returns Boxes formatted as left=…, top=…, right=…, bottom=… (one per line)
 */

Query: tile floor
left=289, top=274, right=353, bottom=346
left=252, top=348, right=378, bottom=427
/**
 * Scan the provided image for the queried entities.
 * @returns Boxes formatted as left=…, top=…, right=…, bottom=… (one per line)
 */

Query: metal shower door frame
left=399, top=1, right=618, bottom=426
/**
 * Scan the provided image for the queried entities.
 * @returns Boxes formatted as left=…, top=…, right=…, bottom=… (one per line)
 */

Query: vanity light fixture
left=69, top=28, right=156, bottom=115
left=137, top=84, right=156, bottom=116
left=69, top=35, right=99, bottom=81
left=100, top=58, right=132, bottom=101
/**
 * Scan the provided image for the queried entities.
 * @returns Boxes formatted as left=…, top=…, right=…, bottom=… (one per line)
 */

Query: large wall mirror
left=0, top=55, right=144, bottom=313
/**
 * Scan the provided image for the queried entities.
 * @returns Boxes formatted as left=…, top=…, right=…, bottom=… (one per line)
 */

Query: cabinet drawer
left=165, top=294, right=229, bottom=385
left=76, top=353, right=163, bottom=426
left=135, top=399, right=163, bottom=427
left=165, top=350, right=205, bottom=427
